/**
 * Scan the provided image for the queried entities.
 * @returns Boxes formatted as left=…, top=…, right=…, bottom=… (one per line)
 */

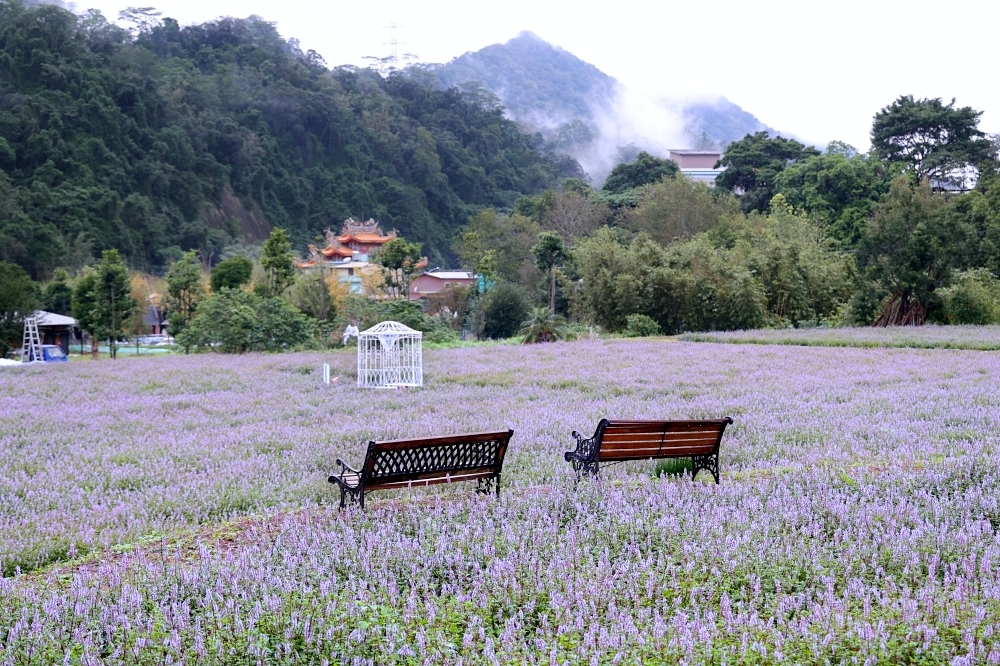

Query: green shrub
left=624, top=314, right=661, bottom=337
left=939, top=269, right=1000, bottom=324
left=482, top=282, right=530, bottom=339
left=177, top=289, right=315, bottom=353
left=211, top=256, right=253, bottom=292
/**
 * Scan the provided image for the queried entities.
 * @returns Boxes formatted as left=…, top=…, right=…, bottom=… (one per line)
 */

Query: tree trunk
left=110, top=291, right=117, bottom=359
left=318, top=266, right=329, bottom=321
left=874, top=292, right=927, bottom=327
left=549, top=269, right=556, bottom=313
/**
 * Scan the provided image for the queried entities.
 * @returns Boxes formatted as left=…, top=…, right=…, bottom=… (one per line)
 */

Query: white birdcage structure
left=357, top=321, right=423, bottom=388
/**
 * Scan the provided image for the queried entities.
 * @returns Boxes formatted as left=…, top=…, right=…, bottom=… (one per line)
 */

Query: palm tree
left=519, top=307, right=569, bottom=343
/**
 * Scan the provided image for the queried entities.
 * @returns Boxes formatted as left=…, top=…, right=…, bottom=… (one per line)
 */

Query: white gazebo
left=357, top=321, right=423, bottom=388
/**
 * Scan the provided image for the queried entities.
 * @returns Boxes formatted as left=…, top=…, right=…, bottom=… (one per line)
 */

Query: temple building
left=294, top=218, right=399, bottom=268
left=294, top=218, right=427, bottom=295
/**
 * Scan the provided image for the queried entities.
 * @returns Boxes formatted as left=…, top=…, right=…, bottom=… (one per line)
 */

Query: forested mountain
left=0, top=3, right=576, bottom=278
left=425, top=32, right=771, bottom=177
left=424, top=31, right=618, bottom=127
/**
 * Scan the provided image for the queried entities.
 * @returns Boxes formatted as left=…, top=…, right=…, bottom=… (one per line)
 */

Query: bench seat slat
left=601, top=429, right=726, bottom=439
left=600, top=436, right=721, bottom=447
left=599, top=446, right=718, bottom=460
left=367, top=471, right=497, bottom=491
left=368, top=466, right=499, bottom=486
left=330, top=472, right=361, bottom=488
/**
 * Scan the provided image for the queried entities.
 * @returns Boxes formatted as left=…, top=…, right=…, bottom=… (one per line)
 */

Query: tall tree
left=259, top=229, right=295, bottom=299
left=93, top=250, right=138, bottom=359
left=374, top=238, right=423, bottom=299
left=602, top=152, right=679, bottom=195
left=72, top=269, right=101, bottom=356
left=854, top=177, right=965, bottom=326
left=0, top=261, right=39, bottom=355
left=42, top=269, right=74, bottom=316
left=452, top=210, right=542, bottom=291
left=164, top=250, right=205, bottom=344
left=714, top=132, right=820, bottom=213
left=542, top=190, right=610, bottom=240
left=774, top=145, right=890, bottom=248
left=533, top=231, right=567, bottom=312
left=622, top=176, right=741, bottom=246
left=871, top=96, right=993, bottom=189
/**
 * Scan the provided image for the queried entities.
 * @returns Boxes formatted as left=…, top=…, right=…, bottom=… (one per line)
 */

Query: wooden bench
left=328, top=430, right=513, bottom=509
left=564, top=418, right=733, bottom=483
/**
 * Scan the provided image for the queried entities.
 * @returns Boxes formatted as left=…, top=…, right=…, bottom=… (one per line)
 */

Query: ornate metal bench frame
left=565, top=417, right=733, bottom=483
left=328, top=430, right=513, bottom=509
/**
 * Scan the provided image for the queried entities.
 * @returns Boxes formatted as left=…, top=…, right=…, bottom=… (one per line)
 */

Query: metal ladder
left=20, top=313, right=43, bottom=363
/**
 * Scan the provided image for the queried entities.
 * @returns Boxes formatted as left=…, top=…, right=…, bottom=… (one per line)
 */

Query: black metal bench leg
left=339, top=487, right=346, bottom=509
left=692, top=454, right=720, bottom=484
left=495, top=473, right=501, bottom=498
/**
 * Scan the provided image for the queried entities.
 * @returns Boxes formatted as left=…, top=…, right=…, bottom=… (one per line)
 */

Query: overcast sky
left=81, top=0, right=998, bottom=151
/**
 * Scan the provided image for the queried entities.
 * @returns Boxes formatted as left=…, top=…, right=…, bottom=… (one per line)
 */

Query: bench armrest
left=334, top=457, right=362, bottom=476
left=565, top=429, right=597, bottom=463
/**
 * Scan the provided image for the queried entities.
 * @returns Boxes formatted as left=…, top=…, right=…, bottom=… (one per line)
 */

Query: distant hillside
left=424, top=32, right=773, bottom=181
left=0, top=7, right=576, bottom=278
left=682, top=100, right=773, bottom=149
left=429, top=31, right=619, bottom=127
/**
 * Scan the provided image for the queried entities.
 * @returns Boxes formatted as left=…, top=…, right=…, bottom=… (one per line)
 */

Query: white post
left=323, top=363, right=330, bottom=386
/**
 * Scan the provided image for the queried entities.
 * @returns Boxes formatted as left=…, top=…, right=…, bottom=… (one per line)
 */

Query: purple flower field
left=680, top=324, right=1000, bottom=350
left=3, top=339, right=1000, bottom=662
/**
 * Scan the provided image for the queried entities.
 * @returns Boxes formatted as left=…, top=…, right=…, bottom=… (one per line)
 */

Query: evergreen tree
left=374, top=238, right=422, bottom=299
left=872, top=96, right=993, bottom=188
left=164, top=250, right=205, bottom=344
left=72, top=269, right=100, bottom=356
left=0, top=261, right=39, bottom=354
left=258, top=229, right=295, bottom=299
left=93, top=250, right=138, bottom=359
left=42, top=269, right=74, bottom=316
left=533, top=231, right=567, bottom=312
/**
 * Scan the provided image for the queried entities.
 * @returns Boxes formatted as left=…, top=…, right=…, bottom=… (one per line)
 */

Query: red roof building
left=294, top=218, right=398, bottom=269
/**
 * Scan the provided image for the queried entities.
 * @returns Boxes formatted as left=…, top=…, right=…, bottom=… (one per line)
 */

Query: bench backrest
left=596, top=418, right=732, bottom=461
left=362, top=430, right=513, bottom=490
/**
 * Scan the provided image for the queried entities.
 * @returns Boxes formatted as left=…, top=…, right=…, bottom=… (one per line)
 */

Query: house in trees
left=143, top=305, right=167, bottom=334
left=408, top=270, right=476, bottom=301
left=667, top=150, right=725, bottom=184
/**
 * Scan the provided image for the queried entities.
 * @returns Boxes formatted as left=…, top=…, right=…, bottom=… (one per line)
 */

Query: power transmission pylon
left=20, top=313, right=42, bottom=363
left=387, top=21, right=398, bottom=71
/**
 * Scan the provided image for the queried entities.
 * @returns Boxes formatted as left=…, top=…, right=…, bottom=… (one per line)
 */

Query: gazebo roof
left=360, top=321, right=420, bottom=335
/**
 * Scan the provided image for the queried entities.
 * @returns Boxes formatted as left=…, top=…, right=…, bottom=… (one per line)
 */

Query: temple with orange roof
left=294, top=218, right=427, bottom=295
left=294, top=218, right=399, bottom=269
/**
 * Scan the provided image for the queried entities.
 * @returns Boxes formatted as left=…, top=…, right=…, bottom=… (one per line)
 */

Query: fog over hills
left=423, top=31, right=772, bottom=183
